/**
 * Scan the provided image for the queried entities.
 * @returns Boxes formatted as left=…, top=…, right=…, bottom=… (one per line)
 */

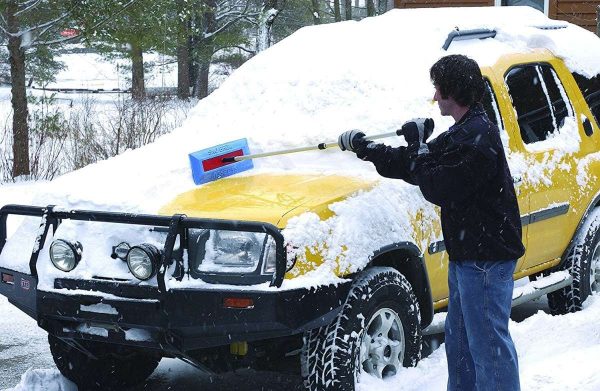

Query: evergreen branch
left=14, top=0, right=43, bottom=17
left=30, top=0, right=142, bottom=47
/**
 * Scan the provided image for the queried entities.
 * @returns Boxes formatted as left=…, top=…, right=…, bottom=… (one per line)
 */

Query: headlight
left=127, top=244, right=161, bottom=281
left=49, top=239, right=82, bottom=272
left=197, top=230, right=265, bottom=273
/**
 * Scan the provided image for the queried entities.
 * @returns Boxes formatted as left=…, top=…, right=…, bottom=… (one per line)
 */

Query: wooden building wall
left=394, top=0, right=493, bottom=9
left=551, top=1, right=599, bottom=32
left=394, top=0, right=599, bottom=33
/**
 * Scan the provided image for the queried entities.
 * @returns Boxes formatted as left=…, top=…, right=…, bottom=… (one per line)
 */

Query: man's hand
left=338, top=130, right=368, bottom=152
left=399, top=118, right=434, bottom=147
left=399, top=118, right=434, bottom=156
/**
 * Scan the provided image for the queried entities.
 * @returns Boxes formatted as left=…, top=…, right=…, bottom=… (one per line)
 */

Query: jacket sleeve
left=412, top=143, right=497, bottom=207
left=356, top=142, right=418, bottom=185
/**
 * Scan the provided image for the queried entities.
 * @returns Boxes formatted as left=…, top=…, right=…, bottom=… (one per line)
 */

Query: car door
left=497, top=55, right=584, bottom=272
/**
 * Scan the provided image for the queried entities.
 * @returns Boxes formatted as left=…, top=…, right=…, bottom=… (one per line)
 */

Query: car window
left=505, top=63, right=574, bottom=145
left=572, top=72, right=600, bottom=127
left=482, top=79, right=503, bottom=129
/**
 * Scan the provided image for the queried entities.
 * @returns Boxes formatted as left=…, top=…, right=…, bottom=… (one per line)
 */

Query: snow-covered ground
left=1, top=250, right=599, bottom=391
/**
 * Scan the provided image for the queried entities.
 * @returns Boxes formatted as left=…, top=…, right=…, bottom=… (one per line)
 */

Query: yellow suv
left=1, top=14, right=600, bottom=391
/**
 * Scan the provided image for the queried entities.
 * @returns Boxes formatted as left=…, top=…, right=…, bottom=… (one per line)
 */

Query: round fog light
left=49, top=239, right=82, bottom=272
left=127, top=244, right=161, bottom=281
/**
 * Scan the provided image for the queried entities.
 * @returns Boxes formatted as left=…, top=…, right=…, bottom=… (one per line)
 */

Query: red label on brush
left=202, top=149, right=244, bottom=171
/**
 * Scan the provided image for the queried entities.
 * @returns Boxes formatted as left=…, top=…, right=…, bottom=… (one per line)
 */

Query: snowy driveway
left=0, top=298, right=304, bottom=391
left=3, top=292, right=600, bottom=391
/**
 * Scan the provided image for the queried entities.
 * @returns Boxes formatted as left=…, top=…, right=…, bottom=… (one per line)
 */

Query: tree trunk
left=345, top=0, right=352, bottom=20
left=193, top=0, right=217, bottom=99
left=367, top=0, right=375, bottom=17
left=176, top=0, right=191, bottom=99
left=256, top=0, right=282, bottom=53
left=597, top=5, right=599, bottom=38
left=130, top=42, right=145, bottom=100
left=6, top=1, right=30, bottom=178
left=197, top=60, right=210, bottom=99
left=310, top=0, right=321, bottom=25
left=177, top=31, right=191, bottom=99
left=334, top=0, right=341, bottom=22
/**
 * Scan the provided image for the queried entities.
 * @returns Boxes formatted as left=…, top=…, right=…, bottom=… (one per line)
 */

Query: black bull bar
left=0, top=204, right=286, bottom=316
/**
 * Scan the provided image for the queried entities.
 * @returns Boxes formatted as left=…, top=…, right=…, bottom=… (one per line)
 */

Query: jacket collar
left=448, top=103, right=485, bottom=133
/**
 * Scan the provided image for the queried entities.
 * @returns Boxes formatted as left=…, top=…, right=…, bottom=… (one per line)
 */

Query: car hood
left=159, top=173, right=376, bottom=228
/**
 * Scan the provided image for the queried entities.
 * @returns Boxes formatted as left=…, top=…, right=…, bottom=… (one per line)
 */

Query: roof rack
left=442, top=24, right=568, bottom=50
left=442, top=29, right=497, bottom=50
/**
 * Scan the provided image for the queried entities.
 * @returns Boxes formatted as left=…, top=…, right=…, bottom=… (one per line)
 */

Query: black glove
left=398, top=118, right=434, bottom=153
left=338, top=130, right=369, bottom=153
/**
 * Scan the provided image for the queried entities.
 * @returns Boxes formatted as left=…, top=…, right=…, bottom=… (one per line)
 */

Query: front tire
left=301, top=267, right=421, bottom=391
left=48, top=334, right=160, bottom=390
left=548, top=208, right=600, bottom=315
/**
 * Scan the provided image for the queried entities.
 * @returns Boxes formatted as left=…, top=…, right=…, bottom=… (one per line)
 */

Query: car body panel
left=158, top=174, right=376, bottom=228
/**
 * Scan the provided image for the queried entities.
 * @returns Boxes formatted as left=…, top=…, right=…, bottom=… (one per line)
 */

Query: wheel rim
left=590, top=240, right=600, bottom=294
left=359, top=307, right=405, bottom=379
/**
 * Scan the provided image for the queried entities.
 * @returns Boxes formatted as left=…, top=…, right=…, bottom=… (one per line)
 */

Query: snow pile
left=2, top=7, right=600, bottom=289
left=357, top=294, right=600, bottom=391
left=7, top=369, right=76, bottom=391
left=4, top=293, right=600, bottom=390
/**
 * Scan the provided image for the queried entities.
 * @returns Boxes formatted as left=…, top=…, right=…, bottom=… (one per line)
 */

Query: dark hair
left=430, top=54, right=485, bottom=107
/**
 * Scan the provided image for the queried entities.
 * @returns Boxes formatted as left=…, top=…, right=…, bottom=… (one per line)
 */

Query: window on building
left=497, top=0, right=548, bottom=16
left=505, top=63, right=573, bottom=144
left=572, top=72, right=600, bottom=127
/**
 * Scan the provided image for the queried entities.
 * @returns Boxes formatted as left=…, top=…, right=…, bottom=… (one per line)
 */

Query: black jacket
left=358, top=104, right=525, bottom=262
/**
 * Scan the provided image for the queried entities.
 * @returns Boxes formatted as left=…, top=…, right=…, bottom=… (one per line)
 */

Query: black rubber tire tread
left=300, top=267, right=421, bottom=391
left=48, top=334, right=160, bottom=390
left=548, top=209, right=600, bottom=315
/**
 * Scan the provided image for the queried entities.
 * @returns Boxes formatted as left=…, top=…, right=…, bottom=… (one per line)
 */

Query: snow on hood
left=2, top=7, right=600, bottom=289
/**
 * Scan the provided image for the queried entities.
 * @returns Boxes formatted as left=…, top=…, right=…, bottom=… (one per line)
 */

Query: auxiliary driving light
left=126, top=244, right=161, bottom=281
left=49, top=239, right=82, bottom=272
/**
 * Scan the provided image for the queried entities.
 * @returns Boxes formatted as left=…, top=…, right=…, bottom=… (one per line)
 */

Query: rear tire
left=48, top=334, right=160, bottom=390
left=300, top=267, right=421, bottom=391
left=548, top=209, right=600, bottom=315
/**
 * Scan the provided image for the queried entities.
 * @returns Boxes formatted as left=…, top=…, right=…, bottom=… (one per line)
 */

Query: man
left=338, top=54, right=524, bottom=391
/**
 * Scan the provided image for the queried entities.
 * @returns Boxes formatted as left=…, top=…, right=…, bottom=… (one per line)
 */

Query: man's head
left=430, top=55, right=484, bottom=121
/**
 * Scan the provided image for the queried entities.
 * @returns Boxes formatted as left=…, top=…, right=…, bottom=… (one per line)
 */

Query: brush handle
left=221, top=128, right=411, bottom=163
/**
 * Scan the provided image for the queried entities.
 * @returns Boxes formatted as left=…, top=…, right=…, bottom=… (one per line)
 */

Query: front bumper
left=0, top=267, right=350, bottom=353
left=0, top=204, right=349, bottom=356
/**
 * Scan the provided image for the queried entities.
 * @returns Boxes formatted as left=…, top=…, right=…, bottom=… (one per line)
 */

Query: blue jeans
left=445, top=260, right=520, bottom=391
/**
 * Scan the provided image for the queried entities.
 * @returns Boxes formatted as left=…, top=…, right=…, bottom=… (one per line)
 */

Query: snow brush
left=188, top=118, right=434, bottom=185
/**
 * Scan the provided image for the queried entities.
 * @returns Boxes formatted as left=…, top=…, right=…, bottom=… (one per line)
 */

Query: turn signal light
left=223, top=297, right=254, bottom=309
